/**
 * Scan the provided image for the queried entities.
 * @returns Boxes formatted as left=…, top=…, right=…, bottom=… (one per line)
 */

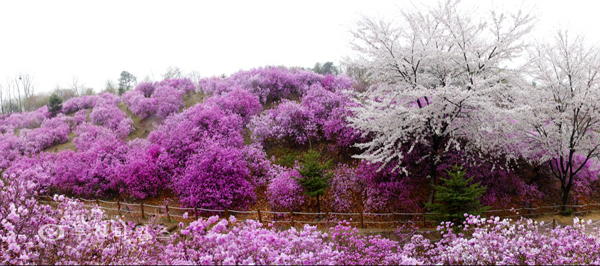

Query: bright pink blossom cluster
left=123, top=79, right=192, bottom=119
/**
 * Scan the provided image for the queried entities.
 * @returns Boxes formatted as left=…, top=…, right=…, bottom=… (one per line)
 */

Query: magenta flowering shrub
left=152, top=85, right=184, bottom=118
left=124, top=81, right=185, bottom=119
left=117, top=139, right=165, bottom=199
left=135, top=81, right=157, bottom=97
left=197, top=76, right=228, bottom=95
left=165, top=216, right=421, bottom=265
left=0, top=106, right=49, bottom=129
left=301, top=84, right=360, bottom=147
left=89, top=102, right=133, bottom=138
left=204, top=87, right=263, bottom=123
left=149, top=103, right=244, bottom=165
left=0, top=175, right=167, bottom=264
left=157, top=78, right=196, bottom=93
left=1, top=170, right=600, bottom=266
left=248, top=81, right=359, bottom=148
left=320, top=74, right=353, bottom=91
left=329, top=164, right=365, bottom=212
left=329, top=221, right=416, bottom=265
left=267, top=166, right=305, bottom=212
left=96, top=92, right=121, bottom=106
left=242, top=143, right=273, bottom=187
left=199, top=66, right=351, bottom=103
left=225, top=66, right=304, bottom=103
left=20, top=114, right=71, bottom=154
left=172, top=141, right=256, bottom=210
left=402, top=215, right=600, bottom=265
left=250, top=99, right=318, bottom=145
left=61, top=95, right=98, bottom=114
left=72, top=109, right=88, bottom=126
left=122, top=90, right=157, bottom=119
left=0, top=133, right=23, bottom=169
left=358, top=161, right=423, bottom=213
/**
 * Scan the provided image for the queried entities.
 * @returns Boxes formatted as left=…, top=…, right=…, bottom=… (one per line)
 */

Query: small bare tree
left=70, top=76, right=85, bottom=96
left=18, top=73, right=35, bottom=111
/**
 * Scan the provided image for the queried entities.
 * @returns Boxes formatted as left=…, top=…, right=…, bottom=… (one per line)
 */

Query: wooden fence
left=38, top=195, right=600, bottom=229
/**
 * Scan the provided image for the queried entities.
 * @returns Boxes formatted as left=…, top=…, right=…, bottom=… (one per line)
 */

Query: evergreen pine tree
left=425, top=164, right=489, bottom=226
left=47, top=93, right=63, bottom=117
left=295, top=150, right=332, bottom=214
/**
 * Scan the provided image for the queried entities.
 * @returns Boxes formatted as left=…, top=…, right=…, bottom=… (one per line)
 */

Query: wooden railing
left=38, top=195, right=600, bottom=229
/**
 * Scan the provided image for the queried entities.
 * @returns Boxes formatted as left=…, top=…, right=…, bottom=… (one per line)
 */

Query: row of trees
left=0, top=66, right=208, bottom=115
left=348, top=0, right=600, bottom=210
left=0, top=73, right=36, bottom=113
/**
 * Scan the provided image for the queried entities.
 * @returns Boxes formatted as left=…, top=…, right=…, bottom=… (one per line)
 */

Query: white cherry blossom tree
left=521, top=30, right=600, bottom=211
left=347, top=0, right=535, bottom=205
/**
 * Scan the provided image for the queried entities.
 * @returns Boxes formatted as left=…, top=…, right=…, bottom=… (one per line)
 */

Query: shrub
left=425, top=164, right=489, bottom=225
left=172, top=141, right=255, bottom=210
left=267, top=166, right=305, bottom=212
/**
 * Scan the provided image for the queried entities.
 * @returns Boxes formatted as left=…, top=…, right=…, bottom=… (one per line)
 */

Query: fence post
left=257, top=210, right=263, bottom=223
left=194, top=207, right=199, bottom=220
left=360, top=212, right=365, bottom=228
left=422, top=210, right=426, bottom=228
left=552, top=219, right=556, bottom=230
left=165, top=204, right=171, bottom=222
left=290, top=211, right=295, bottom=227
left=96, top=199, right=100, bottom=206
left=141, top=203, right=145, bottom=219
left=117, top=201, right=121, bottom=216
left=224, top=209, right=230, bottom=219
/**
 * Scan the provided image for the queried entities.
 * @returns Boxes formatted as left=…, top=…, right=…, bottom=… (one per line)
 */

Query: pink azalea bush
left=152, top=85, right=184, bottom=118
left=90, top=102, right=133, bottom=138
left=157, top=78, right=196, bottom=93
left=117, top=139, right=166, bottom=199
left=267, top=166, right=305, bottom=212
left=172, top=140, right=256, bottom=210
left=204, top=87, right=263, bottom=123
left=20, top=114, right=71, bottom=154
left=3, top=169, right=600, bottom=265
left=122, top=90, right=157, bottom=119
left=124, top=79, right=189, bottom=119
left=198, top=66, right=352, bottom=103
left=250, top=99, right=318, bottom=145
left=0, top=106, right=49, bottom=130
left=61, top=95, right=98, bottom=114
left=401, top=215, right=600, bottom=265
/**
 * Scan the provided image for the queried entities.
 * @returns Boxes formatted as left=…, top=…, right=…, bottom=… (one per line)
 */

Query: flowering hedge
left=2, top=172, right=599, bottom=265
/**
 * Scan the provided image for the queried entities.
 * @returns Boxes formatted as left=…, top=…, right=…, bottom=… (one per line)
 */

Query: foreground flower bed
left=1, top=177, right=600, bottom=265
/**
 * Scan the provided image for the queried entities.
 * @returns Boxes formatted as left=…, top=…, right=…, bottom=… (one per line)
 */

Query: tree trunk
left=316, top=194, right=321, bottom=214
left=426, top=136, right=440, bottom=207
left=561, top=176, right=573, bottom=212
left=427, top=166, right=437, bottom=206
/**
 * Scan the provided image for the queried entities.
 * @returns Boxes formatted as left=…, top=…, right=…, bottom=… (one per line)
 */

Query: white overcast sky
left=0, top=0, right=599, bottom=93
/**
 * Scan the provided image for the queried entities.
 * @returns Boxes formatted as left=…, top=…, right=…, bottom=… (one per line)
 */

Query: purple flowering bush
left=20, top=114, right=71, bottom=154
left=267, top=165, right=305, bottom=212
left=0, top=106, right=49, bottom=130
left=204, top=87, right=263, bottom=123
left=90, top=102, right=133, bottom=138
left=172, top=140, right=256, bottom=210
left=61, top=95, right=98, bottom=114
left=157, top=78, right=196, bottom=93
left=152, top=85, right=184, bottom=118
left=2, top=169, right=600, bottom=265
left=250, top=99, right=318, bottom=145
left=122, top=90, right=157, bottom=119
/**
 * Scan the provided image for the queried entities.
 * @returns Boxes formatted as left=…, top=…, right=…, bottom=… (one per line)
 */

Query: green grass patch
left=183, top=91, right=205, bottom=109
left=44, top=131, right=76, bottom=152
